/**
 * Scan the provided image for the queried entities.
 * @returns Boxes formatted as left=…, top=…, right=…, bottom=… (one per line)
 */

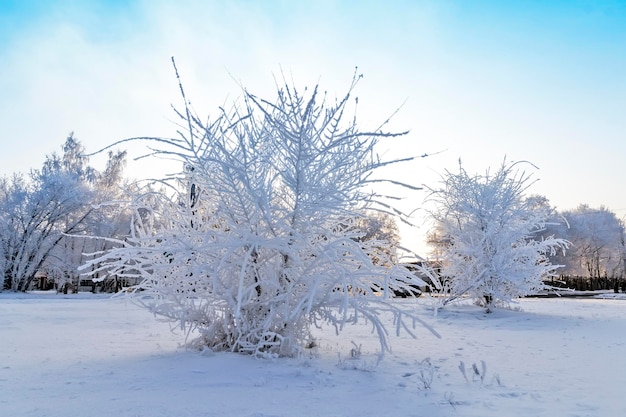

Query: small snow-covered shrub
left=459, top=360, right=502, bottom=386
left=415, top=358, right=435, bottom=389
left=84, top=63, right=435, bottom=357
left=427, top=159, right=568, bottom=312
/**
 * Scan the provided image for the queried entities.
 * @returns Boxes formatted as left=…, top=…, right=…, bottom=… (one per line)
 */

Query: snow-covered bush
left=427, top=159, right=568, bottom=312
left=84, top=65, right=434, bottom=357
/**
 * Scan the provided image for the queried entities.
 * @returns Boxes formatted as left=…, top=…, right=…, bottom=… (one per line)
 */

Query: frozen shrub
left=84, top=63, right=435, bottom=357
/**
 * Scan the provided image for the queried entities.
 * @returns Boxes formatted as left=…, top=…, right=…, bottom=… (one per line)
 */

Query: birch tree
left=0, top=168, right=91, bottom=291
left=0, top=135, right=127, bottom=292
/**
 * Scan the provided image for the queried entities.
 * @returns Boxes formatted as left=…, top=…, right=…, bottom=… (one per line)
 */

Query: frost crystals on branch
left=83, top=63, right=437, bottom=357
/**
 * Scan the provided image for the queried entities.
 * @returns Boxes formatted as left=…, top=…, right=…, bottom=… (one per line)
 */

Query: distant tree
left=425, top=222, right=449, bottom=263
left=352, top=211, right=401, bottom=266
left=556, top=205, right=625, bottom=278
left=427, top=159, right=568, bottom=312
left=0, top=167, right=92, bottom=291
left=0, top=135, right=127, bottom=292
left=0, top=174, right=31, bottom=290
left=84, top=67, right=435, bottom=357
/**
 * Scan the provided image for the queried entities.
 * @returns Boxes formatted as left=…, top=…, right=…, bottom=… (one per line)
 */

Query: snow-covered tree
left=65, top=148, right=131, bottom=292
left=556, top=205, right=625, bottom=278
left=84, top=67, right=434, bottom=357
left=0, top=135, right=128, bottom=292
left=352, top=211, right=401, bottom=266
left=0, top=168, right=92, bottom=291
left=427, top=159, right=568, bottom=312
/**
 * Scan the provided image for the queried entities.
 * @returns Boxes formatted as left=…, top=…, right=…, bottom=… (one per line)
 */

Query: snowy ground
left=1, top=292, right=625, bottom=417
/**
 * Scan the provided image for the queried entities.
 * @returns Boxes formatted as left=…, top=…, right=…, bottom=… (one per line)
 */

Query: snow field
left=1, top=292, right=624, bottom=417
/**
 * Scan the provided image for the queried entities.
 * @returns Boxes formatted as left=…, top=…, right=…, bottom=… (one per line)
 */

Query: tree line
left=2, top=137, right=624, bottom=295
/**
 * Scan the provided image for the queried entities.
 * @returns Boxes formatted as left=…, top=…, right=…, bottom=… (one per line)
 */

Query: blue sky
left=1, top=0, right=625, bottom=254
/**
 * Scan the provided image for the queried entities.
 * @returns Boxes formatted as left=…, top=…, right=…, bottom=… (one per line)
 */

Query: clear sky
left=1, top=0, right=625, bottom=255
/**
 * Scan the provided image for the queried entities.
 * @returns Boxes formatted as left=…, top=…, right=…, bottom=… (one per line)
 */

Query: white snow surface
left=1, top=291, right=624, bottom=417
